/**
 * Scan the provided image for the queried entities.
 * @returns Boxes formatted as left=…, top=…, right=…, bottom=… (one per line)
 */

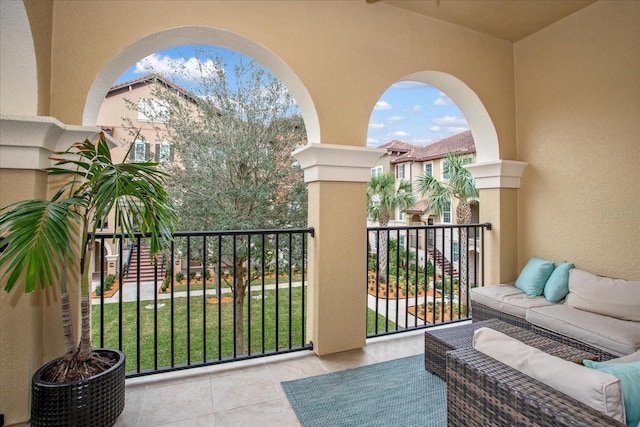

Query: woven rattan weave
left=424, top=319, right=599, bottom=379
left=446, top=348, right=626, bottom=427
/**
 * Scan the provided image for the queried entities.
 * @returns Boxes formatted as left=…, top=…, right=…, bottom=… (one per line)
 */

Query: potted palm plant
left=0, top=133, right=175, bottom=426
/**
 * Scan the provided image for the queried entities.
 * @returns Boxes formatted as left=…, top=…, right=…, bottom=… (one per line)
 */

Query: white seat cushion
left=470, top=284, right=553, bottom=319
left=526, top=305, right=640, bottom=357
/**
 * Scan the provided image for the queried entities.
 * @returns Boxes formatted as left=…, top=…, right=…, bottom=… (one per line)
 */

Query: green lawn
left=92, top=286, right=394, bottom=373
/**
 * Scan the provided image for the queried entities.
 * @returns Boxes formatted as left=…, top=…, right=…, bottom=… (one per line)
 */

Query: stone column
left=465, top=160, right=527, bottom=284
left=293, top=143, right=385, bottom=355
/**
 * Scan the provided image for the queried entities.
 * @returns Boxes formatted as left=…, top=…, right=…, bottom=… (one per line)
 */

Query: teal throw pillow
left=543, top=261, right=575, bottom=303
left=583, top=360, right=640, bottom=427
left=515, top=257, right=555, bottom=297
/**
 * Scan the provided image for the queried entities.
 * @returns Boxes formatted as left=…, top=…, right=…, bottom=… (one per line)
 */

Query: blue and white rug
left=281, top=354, right=446, bottom=427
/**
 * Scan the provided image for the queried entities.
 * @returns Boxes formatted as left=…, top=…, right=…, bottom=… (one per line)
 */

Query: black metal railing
left=91, top=228, right=314, bottom=378
left=366, top=223, right=491, bottom=337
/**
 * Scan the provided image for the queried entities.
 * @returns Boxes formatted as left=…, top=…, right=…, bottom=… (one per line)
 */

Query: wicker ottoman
left=424, top=318, right=598, bottom=379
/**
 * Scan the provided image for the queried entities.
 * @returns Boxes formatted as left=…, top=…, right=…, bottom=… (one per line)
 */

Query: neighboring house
left=94, top=74, right=198, bottom=282
left=372, top=130, right=478, bottom=226
left=97, top=73, right=197, bottom=165
left=369, top=130, right=479, bottom=280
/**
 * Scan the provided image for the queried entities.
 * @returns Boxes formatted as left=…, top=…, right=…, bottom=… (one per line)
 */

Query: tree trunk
left=456, top=202, right=472, bottom=313
left=61, top=292, right=77, bottom=360
left=233, top=256, right=247, bottom=354
left=377, top=211, right=391, bottom=284
left=378, top=229, right=389, bottom=284
left=77, top=292, right=93, bottom=361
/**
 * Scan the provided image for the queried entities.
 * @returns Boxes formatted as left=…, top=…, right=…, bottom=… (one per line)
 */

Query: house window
left=396, top=164, right=404, bottom=179
left=453, top=241, right=460, bottom=262
left=397, top=208, right=405, bottom=221
left=442, top=201, right=451, bottom=223
left=371, top=165, right=383, bottom=177
left=137, top=99, right=168, bottom=123
left=442, top=159, right=450, bottom=180
left=157, top=142, right=172, bottom=163
left=424, top=163, right=433, bottom=177
left=133, top=140, right=148, bottom=162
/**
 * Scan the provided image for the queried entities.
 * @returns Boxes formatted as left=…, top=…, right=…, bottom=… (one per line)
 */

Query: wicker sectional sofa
left=460, top=264, right=640, bottom=426
left=446, top=348, right=628, bottom=427
left=470, top=267, right=640, bottom=358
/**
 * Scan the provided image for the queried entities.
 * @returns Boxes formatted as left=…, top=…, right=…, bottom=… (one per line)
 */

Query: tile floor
left=115, top=324, right=462, bottom=426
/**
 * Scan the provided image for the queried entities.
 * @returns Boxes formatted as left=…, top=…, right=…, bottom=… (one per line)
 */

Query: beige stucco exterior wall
left=514, top=1, right=640, bottom=280
left=27, top=0, right=516, bottom=154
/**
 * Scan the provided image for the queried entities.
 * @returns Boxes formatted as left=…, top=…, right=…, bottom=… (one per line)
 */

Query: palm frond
left=0, top=198, right=81, bottom=293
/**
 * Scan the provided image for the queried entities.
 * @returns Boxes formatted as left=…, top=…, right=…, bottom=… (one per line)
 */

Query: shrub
left=104, top=274, right=116, bottom=291
left=175, top=271, right=184, bottom=282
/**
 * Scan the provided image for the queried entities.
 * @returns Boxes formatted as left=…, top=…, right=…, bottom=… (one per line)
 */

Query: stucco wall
left=28, top=0, right=515, bottom=158
left=515, top=1, right=640, bottom=280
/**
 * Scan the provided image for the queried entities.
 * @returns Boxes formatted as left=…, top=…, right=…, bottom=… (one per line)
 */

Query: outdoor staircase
left=125, top=245, right=166, bottom=283
left=426, top=245, right=459, bottom=279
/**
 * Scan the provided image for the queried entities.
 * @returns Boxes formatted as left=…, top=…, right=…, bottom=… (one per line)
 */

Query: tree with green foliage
left=133, top=47, right=307, bottom=352
left=416, top=152, right=478, bottom=307
left=367, top=172, right=416, bottom=284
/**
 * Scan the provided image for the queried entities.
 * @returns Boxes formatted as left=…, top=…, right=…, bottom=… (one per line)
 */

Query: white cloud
left=433, top=97, right=451, bottom=106
left=369, top=121, right=385, bottom=129
left=374, top=101, right=392, bottom=111
left=430, top=126, right=441, bottom=132
left=135, top=53, right=222, bottom=83
left=446, top=126, right=469, bottom=134
left=393, top=131, right=410, bottom=137
left=433, top=115, right=467, bottom=126
left=388, top=116, right=405, bottom=123
left=367, top=137, right=379, bottom=146
left=404, top=105, right=422, bottom=113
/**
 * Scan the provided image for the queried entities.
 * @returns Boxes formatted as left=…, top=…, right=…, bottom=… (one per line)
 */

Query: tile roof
left=404, top=199, right=430, bottom=214
left=389, top=130, right=475, bottom=164
left=108, top=73, right=197, bottom=101
left=378, top=140, right=414, bottom=153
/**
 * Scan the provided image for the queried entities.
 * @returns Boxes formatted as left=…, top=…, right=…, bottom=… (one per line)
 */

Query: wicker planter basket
left=31, top=349, right=125, bottom=427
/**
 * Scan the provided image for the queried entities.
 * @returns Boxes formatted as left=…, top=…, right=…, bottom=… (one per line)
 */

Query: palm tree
left=367, top=172, right=416, bottom=284
left=0, top=133, right=176, bottom=382
left=416, top=152, right=478, bottom=309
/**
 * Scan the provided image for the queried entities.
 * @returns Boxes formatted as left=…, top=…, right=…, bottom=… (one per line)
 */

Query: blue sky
left=115, top=45, right=469, bottom=148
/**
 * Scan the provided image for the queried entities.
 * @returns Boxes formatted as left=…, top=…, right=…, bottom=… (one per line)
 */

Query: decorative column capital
left=0, top=114, right=104, bottom=170
left=465, top=159, right=528, bottom=189
left=292, top=143, right=385, bottom=183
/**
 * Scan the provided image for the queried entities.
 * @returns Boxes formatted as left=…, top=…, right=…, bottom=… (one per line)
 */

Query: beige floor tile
left=210, top=366, right=282, bottom=412
left=156, top=413, right=217, bottom=426
left=265, top=352, right=329, bottom=383
left=364, top=331, right=425, bottom=362
left=316, top=347, right=378, bottom=372
left=213, top=399, right=300, bottom=427
left=136, top=378, right=214, bottom=426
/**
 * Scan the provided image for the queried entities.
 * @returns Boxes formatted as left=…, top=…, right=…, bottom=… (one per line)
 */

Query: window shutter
left=145, top=143, right=150, bottom=161
left=155, top=144, right=160, bottom=162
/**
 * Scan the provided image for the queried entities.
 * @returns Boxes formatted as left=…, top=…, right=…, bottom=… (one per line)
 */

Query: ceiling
left=378, top=0, right=597, bottom=42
